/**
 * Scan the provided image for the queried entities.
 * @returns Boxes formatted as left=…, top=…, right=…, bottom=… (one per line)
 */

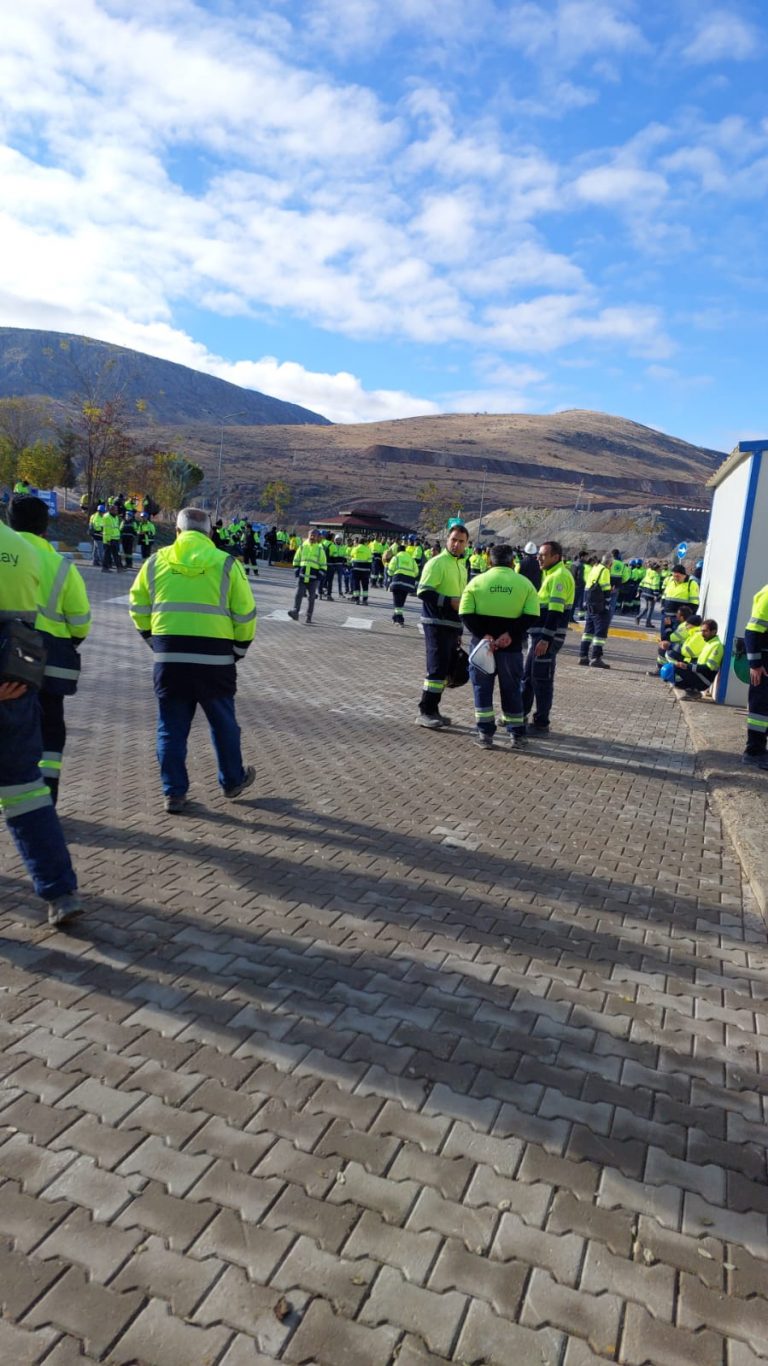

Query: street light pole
left=478, top=466, right=488, bottom=535
left=202, top=407, right=247, bottom=523
left=214, top=423, right=226, bottom=522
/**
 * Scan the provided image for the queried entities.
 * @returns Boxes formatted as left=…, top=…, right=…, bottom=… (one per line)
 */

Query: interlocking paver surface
left=1, top=562, right=767, bottom=1364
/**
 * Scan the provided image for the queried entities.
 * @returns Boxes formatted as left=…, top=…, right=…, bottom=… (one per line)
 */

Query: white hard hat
left=524, top=541, right=538, bottom=554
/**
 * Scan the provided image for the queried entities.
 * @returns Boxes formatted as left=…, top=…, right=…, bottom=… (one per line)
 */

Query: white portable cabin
left=699, top=439, right=768, bottom=705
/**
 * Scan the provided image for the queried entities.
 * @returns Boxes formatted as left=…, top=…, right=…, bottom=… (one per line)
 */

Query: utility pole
left=203, top=407, right=247, bottom=521
left=478, top=466, right=488, bottom=535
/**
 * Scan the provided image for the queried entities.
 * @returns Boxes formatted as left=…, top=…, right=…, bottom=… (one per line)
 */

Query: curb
left=569, top=621, right=656, bottom=642
left=675, top=693, right=768, bottom=918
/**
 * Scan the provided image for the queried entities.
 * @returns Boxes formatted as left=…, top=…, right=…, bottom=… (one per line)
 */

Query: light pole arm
left=214, top=424, right=225, bottom=522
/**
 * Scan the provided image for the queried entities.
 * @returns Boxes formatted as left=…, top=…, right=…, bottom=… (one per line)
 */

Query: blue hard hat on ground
left=660, top=662, right=676, bottom=682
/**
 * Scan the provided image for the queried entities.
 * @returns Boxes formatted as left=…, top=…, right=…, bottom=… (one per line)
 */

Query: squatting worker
left=655, top=563, right=699, bottom=673
left=0, top=520, right=81, bottom=926
left=9, top=495, right=91, bottom=805
left=416, top=521, right=469, bottom=728
left=523, top=540, right=575, bottom=732
left=743, top=580, right=768, bottom=770
left=459, top=543, right=540, bottom=749
left=129, top=507, right=257, bottom=814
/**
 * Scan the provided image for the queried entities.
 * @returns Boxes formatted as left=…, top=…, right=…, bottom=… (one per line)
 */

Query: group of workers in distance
left=2, top=493, right=768, bottom=928
left=86, top=494, right=156, bottom=571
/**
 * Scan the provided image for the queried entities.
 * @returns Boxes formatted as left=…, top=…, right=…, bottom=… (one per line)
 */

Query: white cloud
left=485, top=294, right=671, bottom=357
left=574, top=164, right=668, bottom=206
left=300, top=0, right=493, bottom=57
left=457, top=242, right=586, bottom=294
left=0, top=296, right=438, bottom=422
left=683, top=12, right=760, bottom=65
left=0, top=0, right=707, bottom=412
left=506, top=0, right=648, bottom=65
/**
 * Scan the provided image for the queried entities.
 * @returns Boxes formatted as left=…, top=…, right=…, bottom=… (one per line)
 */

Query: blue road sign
left=676, top=541, right=688, bottom=558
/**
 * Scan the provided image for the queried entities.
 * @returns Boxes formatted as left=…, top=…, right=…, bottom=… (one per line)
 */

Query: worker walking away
left=101, top=503, right=123, bottom=573
left=120, top=508, right=137, bottom=569
left=743, top=581, right=768, bottom=769
left=350, top=537, right=373, bottom=606
left=326, top=535, right=346, bottom=600
left=637, top=561, right=661, bottom=627
left=129, top=508, right=256, bottom=813
left=518, top=542, right=541, bottom=590
left=468, top=545, right=487, bottom=580
left=0, top=520, right=82, bottom=925
left=388, top=543, right=419, bottom=626
left=370, top=537, right=386, bottom=588
left=579, top=554, right=613, bottom=668
left=241, top=523, right=260, bottom=579
left=608, top=549, right=627, bottom=616
left=523, top=540, right=575, bottom=731
left=416, top=521, right=469, bottom=728
left=136, top=513, right=156, bottom=560
left=459, top=543, right=540, bottom=748
left=288, top=528, right=326, bottom=624
left=9, top=497, right=91, bottom=806
left=89, top=504, right=106, bottom=566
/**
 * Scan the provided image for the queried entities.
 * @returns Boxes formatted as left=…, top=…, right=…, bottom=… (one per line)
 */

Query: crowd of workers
left=1, top=492, right=767, bottom=927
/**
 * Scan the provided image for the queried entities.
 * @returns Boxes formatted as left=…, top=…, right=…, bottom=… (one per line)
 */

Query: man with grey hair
left=129, top=507, right=257, bottom=813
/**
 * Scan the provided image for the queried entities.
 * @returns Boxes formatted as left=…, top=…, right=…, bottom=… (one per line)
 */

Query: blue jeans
left=470, top=647, right=524, bottom=734
left=157, top=693, right=246, bottom=796
left=0, top=690, right=76, bottom=901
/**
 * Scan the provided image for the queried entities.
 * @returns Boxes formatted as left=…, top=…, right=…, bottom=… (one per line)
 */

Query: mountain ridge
left=0, top=327, right=726, bottom=523
left=0, top=327, right=331, bottom=427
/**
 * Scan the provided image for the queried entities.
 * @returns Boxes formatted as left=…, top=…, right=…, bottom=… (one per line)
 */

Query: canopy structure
left=308, top=506, right=414, bottom=537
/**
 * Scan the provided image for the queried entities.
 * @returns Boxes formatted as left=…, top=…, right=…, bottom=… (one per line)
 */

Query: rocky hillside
left=156, top=408, right=724, bottom=524
left=0, top=328, right=330, bottom=427
left=0, top=329, right=725, bottom=525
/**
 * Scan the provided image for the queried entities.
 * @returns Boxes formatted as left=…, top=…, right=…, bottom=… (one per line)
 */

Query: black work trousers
left=419, top=624, right=460, bottom=715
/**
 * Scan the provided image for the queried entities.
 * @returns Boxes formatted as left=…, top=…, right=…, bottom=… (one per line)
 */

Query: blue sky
left=0, top=0, right=766, bottom=447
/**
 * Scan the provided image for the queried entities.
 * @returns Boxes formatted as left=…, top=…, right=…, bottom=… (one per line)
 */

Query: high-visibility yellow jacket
left=388, top=551, right=419, bottom=586
left=129, top=532, right=256, bottom=691
left=102, top=513, right=121, bottom=544
left=536, top=562, right=575, bottom=643
left=662, top=577, right=699, bottom=611
left=745, top=584, right=768, bottom=664
left=417, top=549, right=467, bottom=627
left=293, top=541, right=327, bottom=582
left=0, top=522, right=39, bottom=624
left=459, top=566, right=540, bottom=650
left=681, top=627, right=706, bottom=662
left=18, top=533, right=91, bottom=695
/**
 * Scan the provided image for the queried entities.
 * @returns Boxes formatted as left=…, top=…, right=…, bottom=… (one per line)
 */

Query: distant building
left=308, top=506, right=413, bottom=538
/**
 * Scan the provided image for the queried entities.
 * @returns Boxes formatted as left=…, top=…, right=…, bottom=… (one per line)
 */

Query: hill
left=0, top=329, right=725, bottom=526
left=151, top=408, right=725, bottom=524
left=0, top=328, right=330, bottom=427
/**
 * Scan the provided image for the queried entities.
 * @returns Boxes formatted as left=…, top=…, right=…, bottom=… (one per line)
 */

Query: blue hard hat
left=696, top=559, right=704, bottom=570
left=660, top=662, right=676, bottom=682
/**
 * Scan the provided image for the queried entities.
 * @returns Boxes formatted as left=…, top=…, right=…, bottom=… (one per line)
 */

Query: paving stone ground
left=1, top=562, right=767, bottom=1366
